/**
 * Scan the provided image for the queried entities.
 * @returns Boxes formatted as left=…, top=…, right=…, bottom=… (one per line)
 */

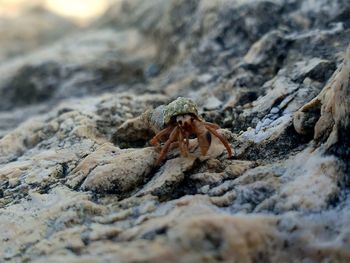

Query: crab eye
left=190, top=117, right=194, bottom=122
left=178, top=120, right=183, bottom=125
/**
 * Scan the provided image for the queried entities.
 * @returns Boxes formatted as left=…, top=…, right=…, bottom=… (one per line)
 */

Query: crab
left=150, top=97, right=232, bottom=166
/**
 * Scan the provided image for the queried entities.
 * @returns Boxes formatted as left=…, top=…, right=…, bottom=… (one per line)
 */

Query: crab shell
left=146, top=97, right=203, bottom=132
left=163, top=97, right=203, bottom=125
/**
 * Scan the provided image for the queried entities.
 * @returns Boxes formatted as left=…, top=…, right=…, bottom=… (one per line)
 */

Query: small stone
left=270, top=107, right=279, bottom=114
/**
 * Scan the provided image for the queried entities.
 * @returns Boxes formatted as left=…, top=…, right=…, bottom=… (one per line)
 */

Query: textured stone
left=1, top=0, right=350, bottom=262
left=81, top=147, right=158, bottom=194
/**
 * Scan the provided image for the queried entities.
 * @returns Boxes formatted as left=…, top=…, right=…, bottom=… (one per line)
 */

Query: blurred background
left=0, top=0, right=149, bottom=137
left=0, top=0, right=113, bottom=24
left=0, top=0, right=120, bottom=61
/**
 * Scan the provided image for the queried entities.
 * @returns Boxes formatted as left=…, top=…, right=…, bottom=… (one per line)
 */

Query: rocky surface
left=1, top=0, right=350, bottom=262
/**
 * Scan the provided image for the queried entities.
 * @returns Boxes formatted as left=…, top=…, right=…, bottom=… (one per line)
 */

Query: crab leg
left=206, top=126, right=233, bottom=157
left=197, top=130, right=211, bottom=156
left=193, top=120, right=211, bottom=156
left=203, top=122, right=220, bottom=129
left=150, top=125, right=174, bottom=147
left=156, top=126, right=180, bottom=166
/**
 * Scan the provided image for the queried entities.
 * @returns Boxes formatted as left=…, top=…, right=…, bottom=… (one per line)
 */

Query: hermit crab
left=149, top=97, right=232, bottom=166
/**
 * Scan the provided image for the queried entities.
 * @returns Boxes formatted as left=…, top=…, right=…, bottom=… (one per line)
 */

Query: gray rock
left=1, top=0, right=350, bottom=262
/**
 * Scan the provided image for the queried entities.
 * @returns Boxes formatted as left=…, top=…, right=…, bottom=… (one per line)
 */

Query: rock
left=0, top=186, right=105, bottom=260
left=136, top=157, right=196, bottom=199
left=272, top=149, right=343, bottom=212
left=81, top=147, right=158, bottom=194
left=202, top=96, right=222, bottom=110
left=289, top=58, right=336, bottom=83
left=294, top=44, right=350, bottom=155
left=242, top=30, right=290, bottom=76
left=224, top=160, right=257, bottom=179
left=166, top=215, right=280, bottom=262
left=0, top=7, right=76, bottom=62
left=66, top=143, right=124, bottom=189
left=0, top=28, right=158, bottom=133
left=1, top=0, right=350, bottom=262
